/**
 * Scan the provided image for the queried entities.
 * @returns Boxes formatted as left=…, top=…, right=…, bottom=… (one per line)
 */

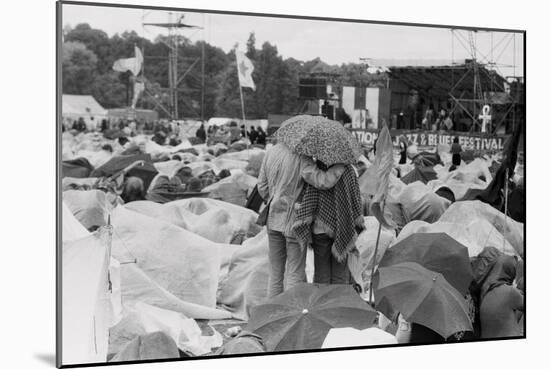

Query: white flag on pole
left=236, top=51, right=255, bottom=90
left=113, top=45, right=143, bottom=76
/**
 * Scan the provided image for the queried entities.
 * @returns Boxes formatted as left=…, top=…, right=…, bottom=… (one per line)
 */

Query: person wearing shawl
left=257, top=143, right=346, bottom=298
left=478, top=254, right=524, bottom=338
left=293, top=160, right=365, bottom=284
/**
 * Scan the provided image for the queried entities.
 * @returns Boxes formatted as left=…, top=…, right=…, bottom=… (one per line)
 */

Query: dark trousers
left=312, top=233, right=350, bottom=284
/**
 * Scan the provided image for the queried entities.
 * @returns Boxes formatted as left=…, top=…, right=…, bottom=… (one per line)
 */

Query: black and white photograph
left=56, top=1, right=525, bottom=367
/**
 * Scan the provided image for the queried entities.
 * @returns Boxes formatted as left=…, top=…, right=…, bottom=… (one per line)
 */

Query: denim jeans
left=267, top=229, right=306, bottom=298
left=312, top=233, right=350, bottom=284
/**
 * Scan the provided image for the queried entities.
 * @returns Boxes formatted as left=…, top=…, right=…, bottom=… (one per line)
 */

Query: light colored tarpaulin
left=217, top=229, right=269, bottom=321
left=124, top=198, right=259, bottom=244
left=347, top=216, right=396, bottom=293
left=62, top=229, right=113, bottom=365
left=203, top=170, right=258, bottom=207
left=108, top=302, right=223, bottom=358
left=217, top=148, right=266, bottom=162
left=170, top=198, right=259, bottom=239
left=110, top=206, right=221, bottom=308
left=429, top=158, right=494, bottom=199
left=397, top=181, right=451, bottom=224
left=439, top=200, right=524, bottom=257
left=395, top=200, right=523, bottom=257
left=322, top=327, right=397, bottom=349
left=62, top=201, right=89, bottom=242
left=63, top=190, right=114, bottom=230
left=395, top=220, right=517, bottom=258
left=119, top=262, right=232, bottom=320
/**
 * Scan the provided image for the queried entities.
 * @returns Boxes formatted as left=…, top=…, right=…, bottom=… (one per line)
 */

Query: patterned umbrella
left=246, top=283, right=377, bottom=352
left=373, top=262, right=473, bottom=339
left=275, top=115, right=361, bottom=166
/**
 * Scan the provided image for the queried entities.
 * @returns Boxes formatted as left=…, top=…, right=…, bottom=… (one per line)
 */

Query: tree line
left=62, top=23, right=383, bottom=120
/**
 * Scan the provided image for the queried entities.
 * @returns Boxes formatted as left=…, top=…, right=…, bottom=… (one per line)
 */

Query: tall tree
left=62, top=41, right=98, bottom=95
left=65, top=24, right=112, bottom=74
left=246, top=32, right=257, bottom=60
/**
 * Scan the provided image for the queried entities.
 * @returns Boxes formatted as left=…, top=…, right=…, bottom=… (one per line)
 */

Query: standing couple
left=257, top=142, right=364, bottom=298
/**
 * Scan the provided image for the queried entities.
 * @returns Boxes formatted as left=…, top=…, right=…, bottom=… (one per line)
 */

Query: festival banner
left=349, top=128, right=510, bottom=151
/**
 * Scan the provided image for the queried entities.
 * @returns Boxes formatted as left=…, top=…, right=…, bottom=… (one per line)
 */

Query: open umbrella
left=400, top=166, right=438, bottom=185
left=91, top=153, right=159, bottom=191
left=378, top=233, right=473, bottom=295
left=275, top=115, right=361, bottom=166
left=373, top=262, right=473, bottom=339
left=246, top=283, right=377, bottom=352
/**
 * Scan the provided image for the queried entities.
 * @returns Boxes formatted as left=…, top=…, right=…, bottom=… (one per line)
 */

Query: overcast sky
left=62, top=3, right=524, bottom=77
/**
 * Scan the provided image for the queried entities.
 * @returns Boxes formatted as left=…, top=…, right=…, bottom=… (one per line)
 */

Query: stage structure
left=448, top=29, right=522, bottom=133
left=355, top=30, right=522, bottom=134
left=142, top=11, right=205, bottom=121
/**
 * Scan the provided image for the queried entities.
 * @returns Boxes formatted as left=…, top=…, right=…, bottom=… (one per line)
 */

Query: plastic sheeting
left=186, top=161, right=222, bottom=177
left=108, top=302, right=223, bottom=358
left=124, top=199, right=259, bottom=244
left=74, top=149, right=113, bottom=169
left=119, top=260, right=232, bottom=320
left=203, top=170, right=258, bottom=207
left=62, top=201, right=90, bottom=242
left=63, top=190, right=114, bottom=230
left=153, top=160, right=185, bottom=177
left=62, top=177, right=99, bottom=192
left=397, top=182, right=451, bottom=224
left=322, top=327, right=397, bottom=348
left=429, top=158, right=494, bottom=200
left=172, top=198, right=260, bottom=239
left=217, top=148, right=266, bottom=162
left=110, top=206, right=222, bottom=308
left=395, top=220, right=517, bottom=258
left=62, top=230, right=113, bottom=365
left=217, top=230, right=269, bottom=321
left=203, top=170, right=257, bottom=194
left=395, top=200, right=523, bottom=257
left=62, top=204, right=123, bottom=344
left=212, top=158, right=249, bottom=172
left=439, top=200, right=524, bottom=257
left=110, top=332, right=180, bottom=362
left=347, top=217, right=396, bottom=294
left=124, top=200, right=197, bottom=230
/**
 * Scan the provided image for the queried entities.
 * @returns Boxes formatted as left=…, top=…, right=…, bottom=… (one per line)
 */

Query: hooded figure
left=121, top=177, right=146, bottom=204
left=479, top=255, right=524, bottom=339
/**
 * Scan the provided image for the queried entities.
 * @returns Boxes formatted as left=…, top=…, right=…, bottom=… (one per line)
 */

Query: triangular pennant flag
left=370, top=123, right=396, bottom=228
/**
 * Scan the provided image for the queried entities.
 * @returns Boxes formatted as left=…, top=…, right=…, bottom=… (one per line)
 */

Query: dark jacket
left=196, top=126, right=207, bottom=143
left=249, top=129, right=258, bottom=144
left=479, top=255, right=524, bottom=338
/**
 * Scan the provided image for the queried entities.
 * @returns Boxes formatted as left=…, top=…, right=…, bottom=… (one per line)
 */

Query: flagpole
left=236, top=53, right=250, bottom=158
left=502, top=168, right=509, bottom=253
left=368, top=202, right=384, bottom=306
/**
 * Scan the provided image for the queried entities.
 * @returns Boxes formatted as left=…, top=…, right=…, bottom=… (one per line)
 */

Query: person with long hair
left=257, top=144, right=345, bottom=297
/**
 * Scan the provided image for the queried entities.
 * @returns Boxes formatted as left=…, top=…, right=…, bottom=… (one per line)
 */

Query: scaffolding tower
left=142, top=12, right=204, bottom=121
left=449, top=29, right=521, bottom=134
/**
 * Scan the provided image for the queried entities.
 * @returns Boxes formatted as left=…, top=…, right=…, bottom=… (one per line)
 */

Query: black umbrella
left=91, top=153, right=158, bottom=190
